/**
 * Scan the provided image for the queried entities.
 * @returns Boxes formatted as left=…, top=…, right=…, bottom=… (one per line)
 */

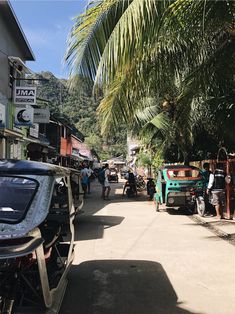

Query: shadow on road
left=73, top=179, right=149, bottom=242
left=163, top=207, right=193, bottom=216
left=78, top=179, right=148, bottom=216
left=74, top=215, right=125, bottom=241
left=60, top=260, right=202, bottom=314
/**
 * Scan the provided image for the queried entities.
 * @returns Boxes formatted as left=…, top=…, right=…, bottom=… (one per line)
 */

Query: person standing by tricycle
left=207, top=163, right=226, bottom=220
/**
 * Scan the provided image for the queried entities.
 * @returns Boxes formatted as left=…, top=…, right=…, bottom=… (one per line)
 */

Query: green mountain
left=29, top=71, right=127, bottom=159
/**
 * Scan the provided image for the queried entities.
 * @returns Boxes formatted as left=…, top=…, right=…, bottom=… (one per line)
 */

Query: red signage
left=60, top=137, right=67, bottom=156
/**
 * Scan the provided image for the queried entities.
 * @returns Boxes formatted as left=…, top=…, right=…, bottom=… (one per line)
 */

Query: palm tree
left=66, top=0, right=235, bottom=161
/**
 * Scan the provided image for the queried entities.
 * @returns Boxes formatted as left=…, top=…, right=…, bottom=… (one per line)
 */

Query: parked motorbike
left=188, top=187, right=205, bottom=216
left=123, top=172, right=137, bottom=197
left=0, top=160, right=84, bottom=314
left=135, top=175, right=146, bottom=192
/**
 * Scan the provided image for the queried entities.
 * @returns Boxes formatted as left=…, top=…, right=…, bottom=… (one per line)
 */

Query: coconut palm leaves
left=65, top=0, right=132, bottom=80
left=66, top=0, right=235, bottom=160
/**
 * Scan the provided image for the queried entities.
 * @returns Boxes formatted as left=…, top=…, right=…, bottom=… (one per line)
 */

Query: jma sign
left=14, top=86, right=36, bottom=105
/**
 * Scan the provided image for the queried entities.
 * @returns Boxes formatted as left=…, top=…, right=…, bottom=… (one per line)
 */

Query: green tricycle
left=154, top=165, right=206, bottom=215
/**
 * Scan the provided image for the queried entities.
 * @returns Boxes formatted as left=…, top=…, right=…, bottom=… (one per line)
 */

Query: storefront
left=1, top=128, right=24, bottom=159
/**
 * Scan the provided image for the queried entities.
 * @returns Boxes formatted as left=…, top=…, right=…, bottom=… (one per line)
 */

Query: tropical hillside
left=30, top=71, right=127, bottom=160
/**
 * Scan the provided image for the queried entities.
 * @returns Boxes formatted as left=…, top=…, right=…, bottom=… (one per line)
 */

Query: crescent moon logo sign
left=17, top=109, right=30, bottom=123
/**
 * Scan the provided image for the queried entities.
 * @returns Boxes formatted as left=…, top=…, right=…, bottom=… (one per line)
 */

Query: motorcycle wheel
left=196, top=196, right=206, bottom=217
left=137, top=182, right=146, bottom=192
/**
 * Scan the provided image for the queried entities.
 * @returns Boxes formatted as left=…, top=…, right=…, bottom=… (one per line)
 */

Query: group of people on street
left=79, top=160, right=231, bottom=218
left=79, top=162, right=111, bottom=200
left=80, top=163, right=94, bottom=196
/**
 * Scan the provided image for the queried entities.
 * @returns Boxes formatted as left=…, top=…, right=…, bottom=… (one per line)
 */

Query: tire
left=196, top=196, right=206, bottom=217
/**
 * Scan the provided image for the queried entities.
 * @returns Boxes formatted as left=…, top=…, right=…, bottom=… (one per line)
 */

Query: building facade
left=0, top=1, right=35, bottom=158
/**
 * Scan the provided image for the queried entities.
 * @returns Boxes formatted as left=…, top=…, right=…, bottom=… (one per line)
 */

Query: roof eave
left=3, top=1, right=35, bottom=61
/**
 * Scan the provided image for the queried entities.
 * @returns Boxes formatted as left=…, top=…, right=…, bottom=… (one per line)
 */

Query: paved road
left=60, top=180, right=235, bottom=314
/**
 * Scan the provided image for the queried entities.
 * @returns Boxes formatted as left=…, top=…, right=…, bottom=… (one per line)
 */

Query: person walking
left=80, top=164, right=89, bottom=196
left=102, top=163, right=111, bottom=200
left=87, top=165, right=94, bottom=194
left=207, top=163, right=226, bottom=219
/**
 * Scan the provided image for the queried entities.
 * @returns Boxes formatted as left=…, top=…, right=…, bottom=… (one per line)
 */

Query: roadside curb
left=190, top=214, right=235, bottom=246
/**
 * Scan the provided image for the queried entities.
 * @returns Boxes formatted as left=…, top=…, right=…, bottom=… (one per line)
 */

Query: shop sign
left=0, top=103, right=6, bottom=128
left=33, top=108, right=50, bottom=123
left=29, top=123, right=39, bottom=138
left=14, top=86, right=36, bottom=105
left=14, top=107, right=34, bottom=127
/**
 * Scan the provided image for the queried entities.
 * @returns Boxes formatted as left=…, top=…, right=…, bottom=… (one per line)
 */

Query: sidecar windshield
left=167, top=168, right=202, bottom=180
left=0, top=176, right=38, bottom=223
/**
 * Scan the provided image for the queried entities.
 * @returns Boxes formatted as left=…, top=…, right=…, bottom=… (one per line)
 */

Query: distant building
left=0, top=1, right=35, bottom=158
left=127, top=135, right=141, bottom=158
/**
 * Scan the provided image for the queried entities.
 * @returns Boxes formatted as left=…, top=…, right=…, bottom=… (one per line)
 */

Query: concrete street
left=60, top=180, right=235, bottom=314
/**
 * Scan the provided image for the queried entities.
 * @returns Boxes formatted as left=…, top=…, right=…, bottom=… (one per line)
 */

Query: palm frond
left=66, top=0, right=132, bottom=82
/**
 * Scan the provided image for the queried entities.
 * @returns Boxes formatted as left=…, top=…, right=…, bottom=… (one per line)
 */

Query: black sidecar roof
left=0, top=159, right=71, bottom=176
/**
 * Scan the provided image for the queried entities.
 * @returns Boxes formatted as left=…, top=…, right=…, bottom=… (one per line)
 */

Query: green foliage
left=152, top=152, right=164, bottom=171
left=136, top=151, right=152, bottom=167
left=31, top=71, right=127, bottom=159
left=66, top=0, right=235, bottom=162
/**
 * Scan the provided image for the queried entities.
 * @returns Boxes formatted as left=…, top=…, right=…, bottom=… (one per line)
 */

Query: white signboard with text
left=33, top=108, right=50, bottom=123
left=14, top=86, right=36, bottom=105
left=14, top=107, right=34, bottom=127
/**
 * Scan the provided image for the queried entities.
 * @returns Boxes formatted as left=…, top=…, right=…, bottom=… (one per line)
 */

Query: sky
left=10, top=0, right=88, bottom=78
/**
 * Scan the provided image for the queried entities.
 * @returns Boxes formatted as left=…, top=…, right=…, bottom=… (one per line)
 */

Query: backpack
left=98, top=169, right=105, bottom=184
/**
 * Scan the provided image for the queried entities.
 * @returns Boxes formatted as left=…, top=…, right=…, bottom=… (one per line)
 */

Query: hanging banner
left=14, top=107, right=34, bottom=126
left=0, top=103, right=6, bottom=128
left=14, top=86, right=36, bottom=105
left=33, top=108, right=50, bottom=123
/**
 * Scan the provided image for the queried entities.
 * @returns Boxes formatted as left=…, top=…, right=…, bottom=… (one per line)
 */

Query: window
left=0, top=176, right=38, bottom=223
left=50, top=177, right=69, bottom=209
left=167, top=169, right=201, bottom=180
